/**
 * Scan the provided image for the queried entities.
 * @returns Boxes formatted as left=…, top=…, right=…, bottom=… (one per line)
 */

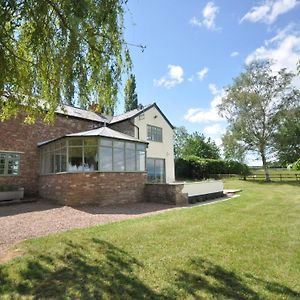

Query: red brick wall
left=0, top=114, right=100, bottom=195
left=39, top=172, right=147, bottom=206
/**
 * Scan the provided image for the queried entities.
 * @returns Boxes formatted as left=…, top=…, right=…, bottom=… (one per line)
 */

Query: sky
left=119, top=0, right=300, bottom=164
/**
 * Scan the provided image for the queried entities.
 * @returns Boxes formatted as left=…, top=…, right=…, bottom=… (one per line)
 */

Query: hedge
left=175, top=155, right=250, bottom=180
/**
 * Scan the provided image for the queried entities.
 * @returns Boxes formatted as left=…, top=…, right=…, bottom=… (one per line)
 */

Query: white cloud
left=184, top=108, right=223, bottom=123
left=230, top=51, right=239, bottom=57
left=241, top=0, right=299, bottom=24
left=245, top=25, right=300, bottom=86
left=190, top=17, right=202, bottom=27
left=203, top=123, right=226, bottom=135
left=208, top=83, right=221, bottom=95
left=189, top=1, right=221, bottom=31
left=188, top=76, right=194, bottom=82
left=197, top=67, right=209, bottom=80
left=153, top=65, right=184, bottom=89
left=184, top=84, right=225, bottom=123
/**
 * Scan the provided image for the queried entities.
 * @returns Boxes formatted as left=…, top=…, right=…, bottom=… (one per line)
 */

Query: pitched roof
left=55, top=105, right=110, bottom=123
left=110, top=103, right=174, bottom=129
left=54, top=103, right=174, bottom=129
left=38, top=126, right=148, bottom=147
left=67, top=126, right=148, bottom=143
left=109, top=104, right=152, bottom=124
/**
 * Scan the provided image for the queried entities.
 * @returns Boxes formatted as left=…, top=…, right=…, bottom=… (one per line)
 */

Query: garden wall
left=39, top=172, right=147, bottom=206
left=144, top=183, right=189, bottom=205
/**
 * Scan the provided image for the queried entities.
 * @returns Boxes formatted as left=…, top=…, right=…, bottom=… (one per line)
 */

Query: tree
left=182, top=132, right=220, bottom=159
left=274, top=108, right=300, bottom=165
left=173, top=126, right=189, bottom=159
left=0, top=0, right=132, bottom=123
left=124, top=74, right=138, bottom=112
left=219, top=60, right=300, bottom=181
left=222, top=131, right=247, bottom=163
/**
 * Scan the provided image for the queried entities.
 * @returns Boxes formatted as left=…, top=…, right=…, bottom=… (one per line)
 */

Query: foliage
left=292, top=158, right=300, bottom=171
left=0, top=0, right=131, bottom=123
left=182, top=132, right=220, bottom=159
left=175, top=156, right=250, bottom=180
left=274, top=108, right=300, bottom=165
left=222, top=131, right=247, bottom=163
left=124, top=74, right=138, bottom=112
left=174, top=128, right=220, bottom=159
left=219, top=60, right=300, bottom=181
left=173, top=126, right=189, bottom=159
left=1, top=180, right=300, bottom=299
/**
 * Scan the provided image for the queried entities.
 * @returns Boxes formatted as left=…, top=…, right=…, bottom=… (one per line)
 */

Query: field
left=0, top=179, right=300, bottom=299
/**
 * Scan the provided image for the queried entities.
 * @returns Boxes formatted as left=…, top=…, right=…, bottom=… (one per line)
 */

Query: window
left=125, top=142, right=136, bottom=171
left=146, top=158, right=165, bottom=183
left=0, top=152, right=21, bottom=176
left=113, top=141, right=125, bottom=171
left=99, top=139, right=146, bottom=172
left=147, top=125, right=162, bottom=142
left=136, top=144, right=146, bottom=171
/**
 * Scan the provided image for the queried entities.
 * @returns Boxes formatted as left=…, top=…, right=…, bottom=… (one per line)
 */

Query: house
left=0, top=103, right=176, bottom=206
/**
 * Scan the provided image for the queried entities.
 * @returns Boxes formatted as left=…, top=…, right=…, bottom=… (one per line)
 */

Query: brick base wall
left=144, top=183, right=188, bottom=205
left=39, top=172, right=147, bottom=206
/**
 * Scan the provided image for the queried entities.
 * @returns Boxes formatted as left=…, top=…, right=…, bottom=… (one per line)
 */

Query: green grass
left=1, top=180, right=300, bottom=299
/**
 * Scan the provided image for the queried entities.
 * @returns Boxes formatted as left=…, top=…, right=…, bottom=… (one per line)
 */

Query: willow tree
left=219, top=60, right=300, bottom=181
left=0, top=0, right=132, bottom=123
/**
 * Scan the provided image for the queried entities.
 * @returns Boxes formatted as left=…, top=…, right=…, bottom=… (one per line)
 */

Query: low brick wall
left=144, top=183, right=189, bottom=206
left=39, top=172, right=147, bottom=206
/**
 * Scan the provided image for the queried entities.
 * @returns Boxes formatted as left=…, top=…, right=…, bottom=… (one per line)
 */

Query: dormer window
left=147, top=125, right=162, bottom=142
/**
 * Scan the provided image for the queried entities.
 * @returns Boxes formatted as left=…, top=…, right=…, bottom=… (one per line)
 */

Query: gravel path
left=0, top=200, right=177, bottom=257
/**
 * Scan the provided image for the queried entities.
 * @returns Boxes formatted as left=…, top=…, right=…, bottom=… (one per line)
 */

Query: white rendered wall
left=134, top=106, right=175, bottom=183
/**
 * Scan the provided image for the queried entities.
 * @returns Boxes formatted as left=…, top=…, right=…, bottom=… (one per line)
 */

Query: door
left=146, top=158, right=165, bottom=183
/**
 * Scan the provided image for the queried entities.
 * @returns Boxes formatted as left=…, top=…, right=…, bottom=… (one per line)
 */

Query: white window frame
left=0, top=152, right=21, bottom=176
left=147, top=125, right=163, bottom=142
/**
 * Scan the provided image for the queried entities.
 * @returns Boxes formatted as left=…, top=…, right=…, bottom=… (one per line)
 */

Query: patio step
left=188, top=191, right=224, bottom=204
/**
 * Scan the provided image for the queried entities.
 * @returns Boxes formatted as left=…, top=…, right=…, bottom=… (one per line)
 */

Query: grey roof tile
left=38, top=126, right=148, bottom=147
left=55, top=105, right=109, bottom=123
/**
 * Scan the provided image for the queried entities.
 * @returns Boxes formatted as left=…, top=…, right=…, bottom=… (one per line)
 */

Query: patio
left=0, top=200, right=177, bottom=262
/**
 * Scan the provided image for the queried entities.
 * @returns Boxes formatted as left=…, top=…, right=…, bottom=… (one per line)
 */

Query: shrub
left=292, top=158, right=300, bottom=171
left=175, top=156, right=250, bottom=180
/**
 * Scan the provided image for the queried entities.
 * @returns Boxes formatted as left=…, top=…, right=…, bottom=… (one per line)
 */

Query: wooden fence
left=244, top=174, right=300, bottom=181
left=206, top=173, right=300, bottom=181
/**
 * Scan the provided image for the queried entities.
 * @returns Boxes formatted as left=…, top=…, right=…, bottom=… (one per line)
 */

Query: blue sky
left=119, top=0, right=300, bottom=163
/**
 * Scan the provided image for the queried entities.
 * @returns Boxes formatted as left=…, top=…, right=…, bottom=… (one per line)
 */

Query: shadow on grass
left=1, top=244, right=299, bottom=299
left=169, top=257, right=300, bottom=299
left=0, top=239, right=167, bottom=299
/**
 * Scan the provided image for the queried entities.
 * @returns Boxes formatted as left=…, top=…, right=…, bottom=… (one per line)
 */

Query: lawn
left=1, top=180, right=300, bottom=299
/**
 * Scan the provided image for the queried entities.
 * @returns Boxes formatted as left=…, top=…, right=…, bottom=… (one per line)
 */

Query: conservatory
left=38, top=127, right=148, bottom=206
left=39, top=127, right=147, bottom=174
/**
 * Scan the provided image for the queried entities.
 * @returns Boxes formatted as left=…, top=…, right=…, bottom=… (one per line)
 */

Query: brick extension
left=0, top=114, right=99, bottom=196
